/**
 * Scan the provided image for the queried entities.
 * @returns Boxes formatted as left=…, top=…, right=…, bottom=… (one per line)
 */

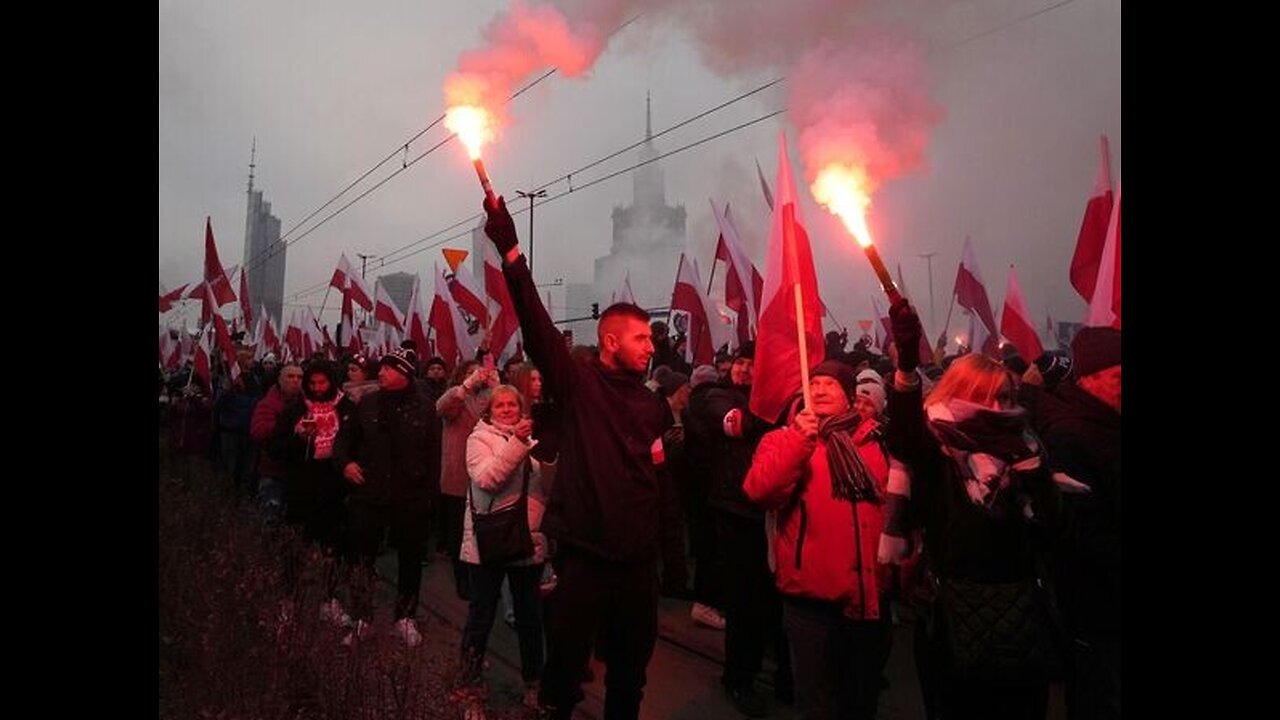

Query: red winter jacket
left=744, top=420, right=890, bottom=620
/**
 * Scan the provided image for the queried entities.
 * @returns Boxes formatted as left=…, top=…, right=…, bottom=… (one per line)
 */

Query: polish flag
left=711, top=199, right=764, bottom=345
left=1086, top=181, right=1121, bottom=328
left=374, top=282, right=405, bottom=332
left=484, top=246, right=521, bottom=358
left=952, top=237, right=1000, bottom=356
left=749, top=133, right=825, bottom=424
left=1000, top=265, right=1045, bottom=363
left=429, top=264, right=469, bottom=368
left=669, top=254, right=722, bottom=366
left=329, top=254, right=374, bottom=312
left=1070, top=135, right=1114, bottom=304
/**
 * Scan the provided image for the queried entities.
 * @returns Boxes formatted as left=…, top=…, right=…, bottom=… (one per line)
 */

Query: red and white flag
left=669, top=254, right=718, bottom=366
left=749, top=133, right=826, bottom=424
left=302, top=307, right=326, bottom=358
left=1000, top=265, right=1045, bottom=362
left=431, top=263, right=478, bottom=367
left=198, top=218, right=237, bottom=323
left=404, top=274, right=431, bottom=358
left=192, top=325, right=213, bottom=390
left=711, top=199, right=764, bottom=345
left=374, top=281, right=405, bottom=332
left=1070, top=135, right=1114, bottom=304
left=330, top=254, right=374, bottom=312
left=164, top=330, right=184, bottom=371
left=484, top=246, right=521, bottom=358
left=952, top=237, right=1000, bottom=356
left=260, top=306, right=281, bottom=358
left=284, top=308, right=304, bottom=360
left=159, top=284, right=188, bottom=314
left=447, top=265, right=490, bottom=327
left=340, top=293, right=363, bottom=355
left=1086, top=180, right=1121, bottom=328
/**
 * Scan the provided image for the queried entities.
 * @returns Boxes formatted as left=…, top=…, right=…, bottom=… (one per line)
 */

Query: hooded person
left=274, top=360, right=358, bottom=622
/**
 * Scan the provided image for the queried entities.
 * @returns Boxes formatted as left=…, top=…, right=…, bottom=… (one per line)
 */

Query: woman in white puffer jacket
left=455, top=384, right=547, bottom=709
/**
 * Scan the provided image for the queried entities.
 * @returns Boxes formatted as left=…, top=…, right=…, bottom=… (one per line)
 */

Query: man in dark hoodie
left=685, top=341, right=791, bottom=715
left=333, top=347, right=442, bottom=648
left=483, top=195, right=685, bottom=720
left=1034, top=327, right=1121, bottom=719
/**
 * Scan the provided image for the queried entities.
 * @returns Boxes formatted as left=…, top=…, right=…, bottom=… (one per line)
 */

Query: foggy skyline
left=159, top=0, right=1121, bottom=346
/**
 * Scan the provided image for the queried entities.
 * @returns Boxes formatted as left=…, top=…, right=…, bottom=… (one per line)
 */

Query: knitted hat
left=854, top=369, right=887, bottom=414
left=381, top=347, right=418, bottom=379
left=1034, top=351, right=1073, bottom=387
left=811, top=360, right=857, bottom=403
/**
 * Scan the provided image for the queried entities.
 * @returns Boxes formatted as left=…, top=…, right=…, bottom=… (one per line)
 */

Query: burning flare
left=812, top=163, right=900, bottom=302
left=811, top=164, right=874, bottom=247
left=445, top=105, right=495, bottom=160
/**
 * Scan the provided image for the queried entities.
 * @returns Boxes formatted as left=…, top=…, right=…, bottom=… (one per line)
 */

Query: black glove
left=483, top=195, right=519, bottom=257
left=889, top=298, right=923, bottom=372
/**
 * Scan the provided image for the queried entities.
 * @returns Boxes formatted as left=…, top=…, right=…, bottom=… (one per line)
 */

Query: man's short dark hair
left=599, top=302, right=650, bottom=326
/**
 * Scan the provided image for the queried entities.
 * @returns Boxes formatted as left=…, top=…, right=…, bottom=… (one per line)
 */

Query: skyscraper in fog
left=241, top=146, right=286, bottom=326
left=566, top=94, right=688, bottom=323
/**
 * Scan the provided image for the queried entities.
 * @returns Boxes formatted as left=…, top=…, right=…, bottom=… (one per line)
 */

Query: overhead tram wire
left=243, top=14, right=644, bottom=277
left=241, top=71, right=557, bottom=276
left=287, top=104, right=787, bottom=304
left=371, top=75, right=786, bottom=270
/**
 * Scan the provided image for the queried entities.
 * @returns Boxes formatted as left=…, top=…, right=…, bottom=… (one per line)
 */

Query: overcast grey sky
left=159, top=0, right=1120, bottom=345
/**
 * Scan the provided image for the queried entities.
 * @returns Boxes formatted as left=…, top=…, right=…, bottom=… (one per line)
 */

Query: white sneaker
left=320, top=598, right=353, bottom=628
left=690, top=603, right=726, bottom=630
left=341, top=619, right=372, bottom=647
left=393, top=617, right=423, bottom=648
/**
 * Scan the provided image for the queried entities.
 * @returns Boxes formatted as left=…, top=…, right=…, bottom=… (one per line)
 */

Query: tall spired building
left=567, top=94, right=687, bottom=321
left=241, top=142, right=286, bottom=326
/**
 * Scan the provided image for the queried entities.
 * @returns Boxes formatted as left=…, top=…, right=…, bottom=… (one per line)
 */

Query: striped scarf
left=818, top=411, right=881, bottom=504
left=926, top=399, right=1043, bottom=518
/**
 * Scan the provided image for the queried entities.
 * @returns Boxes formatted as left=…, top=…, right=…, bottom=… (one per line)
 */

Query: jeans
left=458, top=562, right=545, bottom=686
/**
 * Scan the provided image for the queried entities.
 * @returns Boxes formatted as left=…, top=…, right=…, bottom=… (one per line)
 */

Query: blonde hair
left=925, top=353, right=1013, bottom=409
left=486, top=384, right=528, bottom=419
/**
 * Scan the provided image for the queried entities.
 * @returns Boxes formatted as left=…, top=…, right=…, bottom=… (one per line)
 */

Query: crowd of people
left=160, top=194, right=1120, bottom=720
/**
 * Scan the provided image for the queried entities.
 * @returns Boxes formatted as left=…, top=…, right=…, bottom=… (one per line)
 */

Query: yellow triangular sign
left=442, top=248, right=469, bottom=274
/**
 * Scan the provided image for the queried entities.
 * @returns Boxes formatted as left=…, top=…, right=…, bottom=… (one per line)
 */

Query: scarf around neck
left=926, top=398, right=1043, bottom=516
left=818, top=411, right=880, bottom=505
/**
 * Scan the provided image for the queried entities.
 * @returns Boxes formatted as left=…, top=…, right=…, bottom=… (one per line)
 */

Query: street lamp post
left=355, top=253, right=377, bottom=332
left=515, top=189, right=547, bottom=278
left=917, top=251, right=938, bottom=332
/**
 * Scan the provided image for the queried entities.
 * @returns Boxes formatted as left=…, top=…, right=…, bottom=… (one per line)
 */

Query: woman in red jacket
left=743, top=361, right=891, bottom=720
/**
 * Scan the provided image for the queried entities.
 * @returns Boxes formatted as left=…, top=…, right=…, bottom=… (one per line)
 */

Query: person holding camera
left=454, top=384, right=548, bottom=716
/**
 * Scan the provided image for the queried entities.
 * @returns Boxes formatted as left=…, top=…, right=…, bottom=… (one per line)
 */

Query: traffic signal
left=591, top=302, right=600, bottom=319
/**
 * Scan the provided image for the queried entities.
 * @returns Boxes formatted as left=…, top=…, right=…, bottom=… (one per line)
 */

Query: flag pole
left=783, top=204, right=813, bottom=409
left=317, top=286, right=333, bottom=328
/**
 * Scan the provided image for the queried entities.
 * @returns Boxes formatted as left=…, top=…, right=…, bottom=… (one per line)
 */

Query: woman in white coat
left=456, top=384, right=547, bottom=711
